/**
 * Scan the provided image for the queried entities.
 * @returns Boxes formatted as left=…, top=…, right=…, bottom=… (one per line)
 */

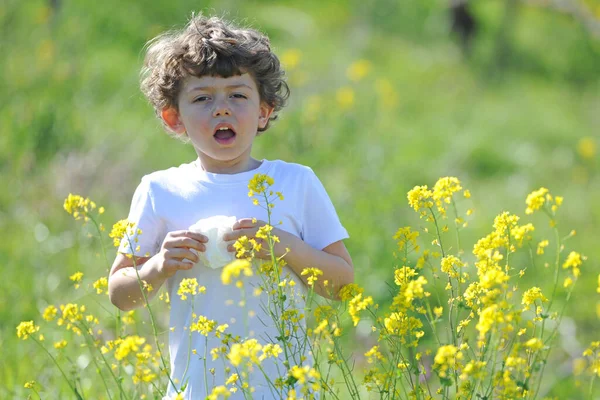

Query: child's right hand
left=155, top=231, right=208, bottom=279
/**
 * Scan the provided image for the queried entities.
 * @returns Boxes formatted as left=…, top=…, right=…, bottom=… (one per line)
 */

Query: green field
left=2, top=0, right=599, bottom=398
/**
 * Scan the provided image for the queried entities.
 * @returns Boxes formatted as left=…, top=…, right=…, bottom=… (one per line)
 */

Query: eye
left=231, top=93, right=247, bottom=99
left=194, top=96, right=210, bottom=102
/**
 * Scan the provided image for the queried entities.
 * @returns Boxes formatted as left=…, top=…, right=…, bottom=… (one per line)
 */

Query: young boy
left=108, top=14, right=354, bottom=399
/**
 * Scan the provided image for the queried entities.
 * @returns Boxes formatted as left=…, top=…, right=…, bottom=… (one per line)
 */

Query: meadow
left=2, top=0, right=599, bottom=398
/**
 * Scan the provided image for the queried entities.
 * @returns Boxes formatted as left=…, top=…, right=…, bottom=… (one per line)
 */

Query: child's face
left=162, top=73, right=273, bottom=171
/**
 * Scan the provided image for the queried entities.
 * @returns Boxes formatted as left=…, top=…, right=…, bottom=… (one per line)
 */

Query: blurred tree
left=450, top=0, right=478, bottom=56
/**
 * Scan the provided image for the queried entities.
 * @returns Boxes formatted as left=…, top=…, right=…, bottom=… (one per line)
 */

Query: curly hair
left=140, top=14, right=290, bottom=135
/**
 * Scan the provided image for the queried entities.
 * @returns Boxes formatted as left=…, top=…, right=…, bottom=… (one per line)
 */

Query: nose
left=212, top=99, right=232, bottom=117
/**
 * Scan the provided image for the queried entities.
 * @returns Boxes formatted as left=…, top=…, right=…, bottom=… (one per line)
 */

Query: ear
left=257, top=103, right=275, bottom=130
left=161, top=107, right=186, bottom=134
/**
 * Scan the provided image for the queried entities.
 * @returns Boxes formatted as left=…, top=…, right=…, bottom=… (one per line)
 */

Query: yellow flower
left=407, top=185, right=434, bottom=217
left=338, top=283, right=363, bottom=301
left=577, top=137, right=596, bottom=160
left=336, top=87, right=355, bottom=110
left=281, top=48, right=301, bottom=70
left=289, top=365, right=320, bottom=384
left=248, top=173, right=274, bottom=197
left=221, top=259, right=253, bottom=285
left=393, top=227, right=419, bottom=252
left=525, top=338, right=544, bottom=352
left=432, top=177, right=462, bottom=215
left=522, top=287, right=548, bottom=310
left=347, top=59, right=371, bottom=82
left=177, top=278, right=204, bottom=300
left=440, top=255, right=463, bottom=279
left=259, top=343, right=283, bottom=361
left=109, top=219, right=136, bottom=248
left=227, top=339, right=262, bottom=366
left=301, top=267, right=323, bottom=286
left=536, top=240, right=549, bottom=255
left=93, top=277, right=108, bottom=294
left=63, top=194, right=101, bottom=222
left=434, top=345, right=463, bottom=378
left=563, top=251, right=585, bottom=278
left=16, top=321, right=40, bottom=340
left=190, top=315, right=217, bottom=336
left=364, top=345, right=384, bottom=364
left=348, top=294, right=373, bottom=326
left=69, top=271, right=84, bottom=289
left=207, top=385, right=231, bottom=399
left=42, top=305, right=58, bottom=322
left=434, top=307, right=443, bottom=319
left=54, top=340, right=68, bottom=349
left=476, top=304, right=504, bottom=338
left=115, top=335, right=146, bottom=360
left=525, top=187, right=549, bottom=215
left=394, top=266, right=418, bottom=286
left=24, top=381, right=36, bottom=389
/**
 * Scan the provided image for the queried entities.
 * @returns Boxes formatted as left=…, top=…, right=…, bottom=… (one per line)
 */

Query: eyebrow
left=188, top=84, right=253, bottom=92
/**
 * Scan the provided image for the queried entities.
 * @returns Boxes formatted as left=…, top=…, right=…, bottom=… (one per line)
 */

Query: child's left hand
left=223, top=218, right=293, bottom=260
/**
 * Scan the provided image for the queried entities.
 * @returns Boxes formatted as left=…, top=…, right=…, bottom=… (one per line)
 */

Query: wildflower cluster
left=63, top=193, right=104, bottom=223
left=16, top=176, right=597, bottom=400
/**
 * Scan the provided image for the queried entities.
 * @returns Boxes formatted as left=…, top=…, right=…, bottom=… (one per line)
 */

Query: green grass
left=2, top=0, right=599, bottom=398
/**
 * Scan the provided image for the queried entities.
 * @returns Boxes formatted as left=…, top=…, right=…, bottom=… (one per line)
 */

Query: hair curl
left=140, top=14, right=290, bottom=135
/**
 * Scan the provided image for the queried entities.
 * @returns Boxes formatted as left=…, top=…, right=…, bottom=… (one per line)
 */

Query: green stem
left=546, top=227, right=561, bottom=313
left=80, top=320, right=129, bottom=399
left=89, top=215, right=123, bottom=380
left=126, top=239, right=178, bottom=393
left=32, top=337, right=83, bottom=400
left=204, top=336, right=209, bottom=398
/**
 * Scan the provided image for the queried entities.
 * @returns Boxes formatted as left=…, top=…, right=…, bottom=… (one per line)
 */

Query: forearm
left=280, top=233, right=354, bottom=300
left=108, top=256, right=168, bottom=311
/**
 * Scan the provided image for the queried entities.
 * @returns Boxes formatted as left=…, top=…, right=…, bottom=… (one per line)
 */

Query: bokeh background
left=2, top=0, right=599, bottom=398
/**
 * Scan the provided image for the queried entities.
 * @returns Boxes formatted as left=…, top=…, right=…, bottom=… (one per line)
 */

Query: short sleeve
left=118, top=176, right=165, bottom=257
left=301, top=169, right=349, bottom=250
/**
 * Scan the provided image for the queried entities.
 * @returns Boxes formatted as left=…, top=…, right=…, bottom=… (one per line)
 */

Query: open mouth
left=213, top=126, right=236, bottom=145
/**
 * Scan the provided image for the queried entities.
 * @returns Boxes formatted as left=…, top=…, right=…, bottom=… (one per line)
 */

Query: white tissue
left=189, top=215, right=237, bottom=269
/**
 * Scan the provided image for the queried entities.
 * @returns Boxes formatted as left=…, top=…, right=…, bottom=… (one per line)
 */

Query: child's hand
left=223, top=218, right=290, bottom=259
left=155, top=231, right=208, bottom=279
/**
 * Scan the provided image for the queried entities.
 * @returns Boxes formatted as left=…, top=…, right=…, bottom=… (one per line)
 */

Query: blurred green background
left=2, top=0, right=599, bottom=398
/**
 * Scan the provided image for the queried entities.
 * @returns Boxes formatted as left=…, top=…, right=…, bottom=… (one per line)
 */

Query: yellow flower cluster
left=221, top=259, right=253, bottom=285
left=434, top=345, right=463, bottom=378
left=232, top=236, right=262, bottom=259
left=63, top=193, right=104, bottom=222
left=247, top=173, right=274, bottom=197
left=432, top=177, right=462, bottom=216
left=177, top=278, right=205, bottom=300
left=42, top=305, right=58, bottom=322
left=227, top=338, right=282, bottom=367
left=393, top=226, right=419, bottom=253
left=521, top=287, right=548, bottom=311
left=348, top=293, right=374, bottom=326
left=57, top=303, right=86, bottom=334
left=583, top=341, right=600, bottom=378
left=338, top=283, right=363, bottom=301
left=109, top=219, right=138, bottom=248
left=408, top=177, right=468, bottom=219
left=301, top=268, right=323, bottom=287
left=525, top=187, right=563, bottom=219
left=190, top=314, right=218, bottom=336
left=69, top=271, right=84, bottom=289
left=16, top=321, right=40, bottom=340
left=93, top=277, right=108, bottom=294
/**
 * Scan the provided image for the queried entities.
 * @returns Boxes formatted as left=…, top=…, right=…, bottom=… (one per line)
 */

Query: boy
left=108, top=14, right=354, bottom=399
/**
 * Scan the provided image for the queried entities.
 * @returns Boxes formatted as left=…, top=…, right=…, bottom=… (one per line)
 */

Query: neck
left=197, top=155, right=261, bottom=174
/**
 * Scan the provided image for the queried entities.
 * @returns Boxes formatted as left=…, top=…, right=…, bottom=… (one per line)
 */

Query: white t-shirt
left=120, top=159, right=349, bottom=399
